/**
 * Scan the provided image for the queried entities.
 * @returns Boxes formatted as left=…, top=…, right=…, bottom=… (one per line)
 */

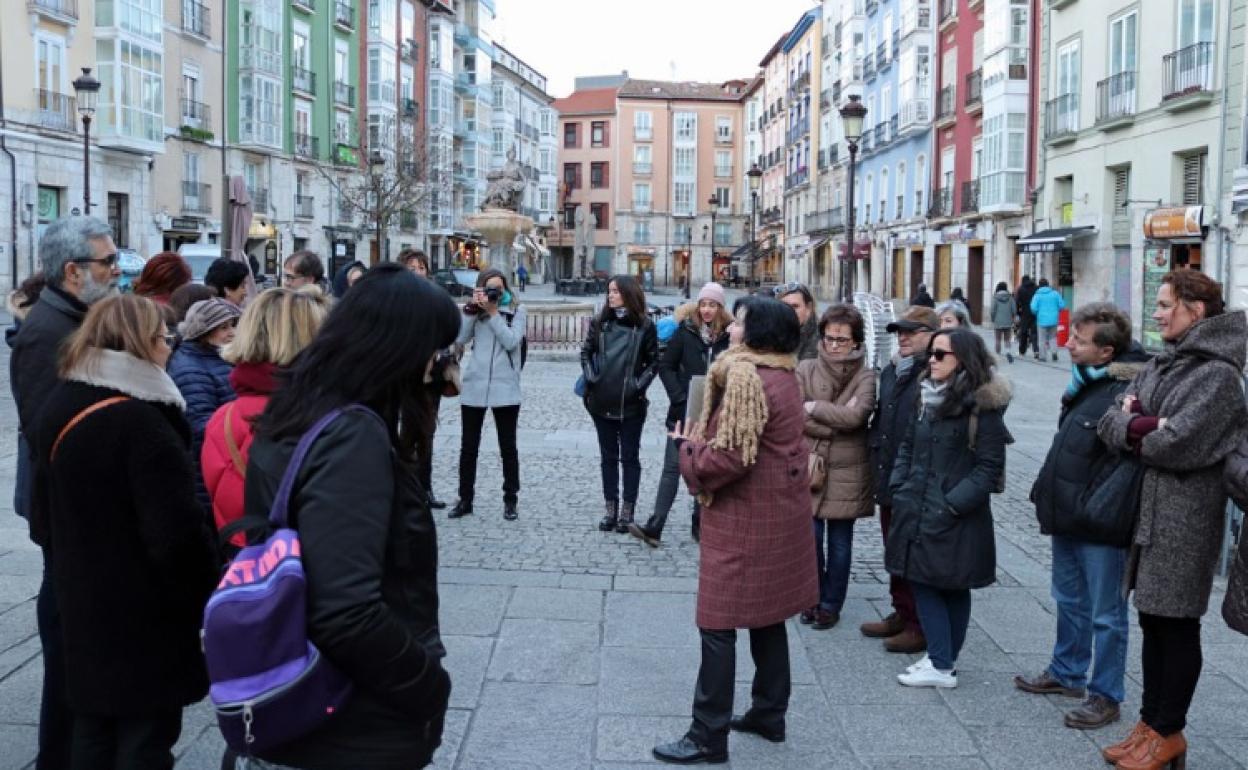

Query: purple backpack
left=202, top=407, right=368, bottom=753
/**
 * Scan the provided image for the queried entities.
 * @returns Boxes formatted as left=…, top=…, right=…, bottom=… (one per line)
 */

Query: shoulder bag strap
left=268, top=405, right=383, bottom=529
left=51, top=396, right=131, bottom=462
left=222, top=402, right=247, bottom=476
left=967, top=406, right=980, bottom=452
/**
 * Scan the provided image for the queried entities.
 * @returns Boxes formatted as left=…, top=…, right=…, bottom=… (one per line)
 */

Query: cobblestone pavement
left=1, top=329, right=1246, bottom=769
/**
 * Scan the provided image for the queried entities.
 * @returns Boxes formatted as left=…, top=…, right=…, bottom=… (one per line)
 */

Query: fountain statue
left=464, top=148, right=534, bottom=278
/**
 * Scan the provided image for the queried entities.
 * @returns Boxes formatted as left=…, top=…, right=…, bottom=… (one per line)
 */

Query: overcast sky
left=493, top=0, right=822, bottom=98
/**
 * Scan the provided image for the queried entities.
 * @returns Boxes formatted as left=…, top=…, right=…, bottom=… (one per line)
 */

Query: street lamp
left=707, top=193, right=721, bottom=288
left=838, top=94, right=867, bottom=302
left=72, top=67, right=100, bottom=214
left=747, top=163, right=762, bottom=286
left=370, top=150, right=386, bottom=262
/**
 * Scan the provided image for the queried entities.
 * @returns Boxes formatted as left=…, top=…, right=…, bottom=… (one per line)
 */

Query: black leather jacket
left=581, top=315, right=659, bottom=421
left=245, top=410, right=450, bottom=769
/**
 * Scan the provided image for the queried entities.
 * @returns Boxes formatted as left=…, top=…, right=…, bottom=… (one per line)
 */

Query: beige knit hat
left=179, top=298, right=241, bottom=341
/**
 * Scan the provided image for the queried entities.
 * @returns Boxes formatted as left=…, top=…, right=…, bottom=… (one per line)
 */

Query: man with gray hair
left=1016, top=302, right=1150, bottom=731
left=10, top=215, right=118, bottom=770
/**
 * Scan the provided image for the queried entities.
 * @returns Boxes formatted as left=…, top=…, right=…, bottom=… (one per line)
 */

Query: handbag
left=574, top=374, right=586, bottom=397
left=808, top=441, right=827, bottom=493
left=1076, top=453, right=1145, bottom=548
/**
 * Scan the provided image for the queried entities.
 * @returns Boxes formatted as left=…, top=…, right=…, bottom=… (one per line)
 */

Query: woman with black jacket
left=244, top=264, right=458, bottom=769
left=581, top=275, right=659, bottom=533
left=629, top=282, right=731, bottom=546
left=886, top=328, right=1010, bottom=689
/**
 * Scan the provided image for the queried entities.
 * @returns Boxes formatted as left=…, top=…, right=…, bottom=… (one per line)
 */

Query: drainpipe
left=1213, top=0, right=1234, bottom=294
left=0, top=33, right=19, bottom=289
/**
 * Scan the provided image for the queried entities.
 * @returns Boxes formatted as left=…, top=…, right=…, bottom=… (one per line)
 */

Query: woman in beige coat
left=796, top=303, right=877, bottom=629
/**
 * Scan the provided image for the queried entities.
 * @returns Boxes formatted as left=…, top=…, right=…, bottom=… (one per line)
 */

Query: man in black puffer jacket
left=860, top=305, right=939, bottom=654
left=1016, top=302, right=1150, bottom=732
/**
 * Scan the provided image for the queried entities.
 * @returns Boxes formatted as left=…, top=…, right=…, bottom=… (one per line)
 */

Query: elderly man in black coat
left=10, top=215, right=120, bottom=770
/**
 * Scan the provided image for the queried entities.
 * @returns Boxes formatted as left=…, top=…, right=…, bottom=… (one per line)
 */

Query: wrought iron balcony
left=806, top=207, right=845, bottom=233
left=250, top=188, right=269, bottom=213
left=873, top=122, right=888, bottom=148
left=402, top=98, right=418, bottom=117
left=294, top=195, right=315, bottom=219
left=292, top=0, right=314, bottom=10
left=863, top=56, right=876, bottom=81
left=633, top=161, right=652, bottom=175
left=293, top=132, right=319, bottom=160
left=27, top=0, right=77, bottom=22
left=1096, top=71, right=1137, bottom=126
left=965, top=69, right=982, bottom=109
left=181, top=0, right=210, bottom=37
left=820, top=89, right=832, bottom=111
left=865, top=0, right=878, bottom=14
left=182, top=182, right=212, bottom=214
left=1162, top=42, right=1215, bottom=102
left=180, top=98, right=211, bottom=128
left=928, top=187, right=952, bottom=218
left=1045, top=93, right=1079, bottom=142
left=334, top=0, right=353, bottom=28
left=34, top=90, right=76, bottom=132
left=334, top=81, right=356, bottom=108
left=292, top=65, right=316, bottom=94
left=961, top=180, right=979, bottom=214
left=938, top=0, right=956, bottom=26
left=935, top=85, right=957, bottom=123
left=832, top=80, right=842, bottom=105
left=876, top=43, right=889, bottom=71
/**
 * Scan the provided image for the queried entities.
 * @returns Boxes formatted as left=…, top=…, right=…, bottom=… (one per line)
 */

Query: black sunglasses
left=930, top=349, right=956, bottom=362
left=74, top=253, right=119, bottom=268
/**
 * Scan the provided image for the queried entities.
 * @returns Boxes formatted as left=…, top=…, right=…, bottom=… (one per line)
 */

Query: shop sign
left=838, top=240, right=872, bottom=260
left=169, top=217, right=201, bottom=232
left=1141, top=245, right=1170, bottom=350
left=1143, top=206, right=1204, bottom=239
left=335, top=144, right=360, bottom=166
left=896, top=230, right=924, bottom=247
left=941, top=224, right=976, bottom=244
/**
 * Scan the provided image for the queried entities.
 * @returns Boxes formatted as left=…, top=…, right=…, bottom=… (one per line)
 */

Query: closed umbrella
left=228, top=175, right=258, bottom=302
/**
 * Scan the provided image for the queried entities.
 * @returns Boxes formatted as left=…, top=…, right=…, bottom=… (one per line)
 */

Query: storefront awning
left=729, top=241, right=756, bottom=259
left=1017, top=226, right=1096, bottom=254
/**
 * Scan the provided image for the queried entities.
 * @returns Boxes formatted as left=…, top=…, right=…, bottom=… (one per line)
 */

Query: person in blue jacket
left=1030, top=278, right=1066, bottom=362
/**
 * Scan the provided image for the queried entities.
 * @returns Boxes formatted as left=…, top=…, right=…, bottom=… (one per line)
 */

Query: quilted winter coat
left=678, top=363, right=819, bottom=629
left=1221, top=442, right=1248, bottom=635
left=796, top=349, right=877, bottom=520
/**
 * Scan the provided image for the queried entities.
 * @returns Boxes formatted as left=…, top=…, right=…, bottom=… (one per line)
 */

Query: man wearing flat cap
left=860, top=306, right=941, bottom=654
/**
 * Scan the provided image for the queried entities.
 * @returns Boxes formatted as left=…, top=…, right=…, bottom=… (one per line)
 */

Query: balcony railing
left=863, top=56, right=876, bottom=81
left=34, top=90, right=75, bottom=132
left=936, top=85, right=956, bottom=122
left=632, top=161, right=652, bottom=175
left=928, top=187, right=952, bottom=218
left=292, top=65, right=316, bottom=94
left=180, top=98, right=211, bottom=128
left=181, top=0, right=209, bottom=37
left=293, top=132, right=319, bottom=160
left=832, top=80, right=842, bottom=105
left=27, top=0, right=77, bottom=21
left=961, top=180, right=979, bottom=214
left=1096, top=71, right=1137, bottom=124
left=866, top=0, right=878, bottom=13
left=292, top=0, right=314, bottom=10
left=877, top=43, right=889, bottom=70
left=182, top=182, right=212, bottom=214
left=1045, top=93, right=1079, bottom=140
left=334, top=81, right=356, bottom=107
left=892, top=32, right=900, bottom=59
left=401, top=39, right=418, bottom=62
left=965, top=69, right=982, bottom=107
left=632, top=199, right=652, bottom=213
left=715, top=165, right=733, bottom=178
left=250, top=188, right=269, bottom=213
left=785, top=168, right=810, bottom=190
left=820, top=89, right=832, bottom=111
left=402, top=97, right=418, bottom=117
left=806, top=207, right=845, bottom=233
left=1162, top=42, right=1215, bottom=101
left=939, top=0, right=956, bottom=25
left=873, top=122, right=888, bottom=147
left=334, top=0, right=353, bottom=28
left=294, top=195, right=315, bottom=219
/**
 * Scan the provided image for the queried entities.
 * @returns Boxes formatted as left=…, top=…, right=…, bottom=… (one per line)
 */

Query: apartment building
left=757, top=35, right=789, bottom=283
left=1, top=0, right=167, bottom=283
left=614, top=79, right=748, bottom=289
left=450, top=0, right=494, bottom=229
left=808, top=0, right=848, bottom=298
left=741, top=76, right=767, bottom=282
left=551, top=86, right=617, bottom=279
left=781, top=10, right=825, bottom=291
left=1034, top=0, right=1238, bottom=344
left=425, top=4, right=456, bottom=263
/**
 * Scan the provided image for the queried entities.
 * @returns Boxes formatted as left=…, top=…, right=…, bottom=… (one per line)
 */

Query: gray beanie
left=179, top=298, right=241, bottom=341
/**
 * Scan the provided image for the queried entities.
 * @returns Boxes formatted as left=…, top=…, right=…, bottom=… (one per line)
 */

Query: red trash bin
left=1056, top=308, right=1071, bottom=348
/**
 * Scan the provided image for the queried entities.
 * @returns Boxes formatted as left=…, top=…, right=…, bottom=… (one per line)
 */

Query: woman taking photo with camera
left=581, top=275, right=659, bottom=534
left=452, top=268, right=525, bottom=521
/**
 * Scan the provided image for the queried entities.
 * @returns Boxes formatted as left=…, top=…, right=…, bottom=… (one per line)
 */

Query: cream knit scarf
left=693, top=346, right=797, bottom=471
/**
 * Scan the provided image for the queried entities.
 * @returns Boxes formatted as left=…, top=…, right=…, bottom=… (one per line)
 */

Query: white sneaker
left=906, top=655, right=932, bottom=674
left=897, top=666, right=958, bottom=689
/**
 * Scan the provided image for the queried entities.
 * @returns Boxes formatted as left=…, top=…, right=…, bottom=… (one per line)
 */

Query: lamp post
left=72, top=67, right=100, bottom=214
left=370, top=150, right=386, bottom=262
left=838, top=94, right=867, bottom=302
left=707, top=193, right=721, bottom=287
left=683, top=226, right=693, bottom=299
left=747, top=163, right=762, bottom=286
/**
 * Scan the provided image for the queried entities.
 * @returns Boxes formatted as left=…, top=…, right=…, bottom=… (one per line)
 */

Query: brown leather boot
left=883, top=627, right=927, bottom=654
left=860, top=612, right=905, bottom=639
left=1103, top=721, right=1150, bottom=764
left=1116, top=727, right=1186, bottom=770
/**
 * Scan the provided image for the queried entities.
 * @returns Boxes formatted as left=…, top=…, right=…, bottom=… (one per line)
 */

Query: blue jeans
left=1048, top=535, right=1130, bottom=703
left=813, top=519, right=854, bottom=613
left=912, top=582, right=972, bottom=671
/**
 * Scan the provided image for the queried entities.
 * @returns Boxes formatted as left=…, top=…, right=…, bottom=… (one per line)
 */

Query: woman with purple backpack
left=237, top=263, right=459, bottom=769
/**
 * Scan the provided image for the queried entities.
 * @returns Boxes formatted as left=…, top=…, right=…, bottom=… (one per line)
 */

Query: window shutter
left=576, top=164, right=583, bottom=189
left=602, top=121, right=610, bottom=148
left=1113, top=167, right=1129, bottom=208
left=1182, top=153, right=1205, bottom=205
left=602, top=162, right=609, bottom=188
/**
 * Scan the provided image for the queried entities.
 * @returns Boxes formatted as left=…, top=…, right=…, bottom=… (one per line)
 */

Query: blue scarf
left=1064, top=363, right=1112, bottom=401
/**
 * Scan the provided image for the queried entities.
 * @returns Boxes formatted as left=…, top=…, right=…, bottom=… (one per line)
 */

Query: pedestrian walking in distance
left=910, top=283, right=935, bottom=308
left=651, top=298, right=817, bottom=765
left=1015, top=275, right=1039, bottom=358
left=403, top=249, right=454, bottom=510
left=990, top=282, right=1017, bottom=363
left=773, top=282, right=820, bottom=360
left=581, top=275, right=659, bottom=533
left=1030, top=277, right=1066, bottom=362
left=796, top=303, right=876, bottom=631
left=1016, top=302, right=1150, bottom=731
left=1096, top=270, right=1247, bottom=770
left=30, top=294, right=219, bottom=770
left=630, top=282, right=730, bottom=547
left=887, top=328, right=1010, bottom=688
left=452, top=268, right=526, bottom=521
left=516, top=263, right=528, bottom=291
left=862, top=306, right=941, bottom=654
left=243, top=264, right=456, bottom=768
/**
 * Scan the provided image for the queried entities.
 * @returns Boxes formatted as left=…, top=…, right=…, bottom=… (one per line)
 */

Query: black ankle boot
left=449, top=500, right=473, bottom=519
left=503, top=500, right=518, bottom=521
left=628, top=515, right=663, bottom=547
left=598, top=500, right=618, bottom=531
left=615, top=501, right=635, bottom=534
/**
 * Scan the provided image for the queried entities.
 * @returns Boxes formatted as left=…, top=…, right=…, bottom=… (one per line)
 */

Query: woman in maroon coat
left=652, top=297, right=819, bottom=765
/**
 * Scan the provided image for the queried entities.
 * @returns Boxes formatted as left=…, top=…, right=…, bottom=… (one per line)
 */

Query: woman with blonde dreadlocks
left=651, top=297, right=819, bottom=766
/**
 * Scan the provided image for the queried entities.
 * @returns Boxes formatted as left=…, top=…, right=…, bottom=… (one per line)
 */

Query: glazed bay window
left=239, top=0, right=283, bottom=76
left=239, top=73, right=282, bottom=148
left=674, top=182, right=694, bottom=216
left=96, top=0, right=163, bottom=41
left=96, top=38, right=164, bottom=148
left=368, top=47, right=397, bottom=104
left=674, top=112, right=696, bottom=142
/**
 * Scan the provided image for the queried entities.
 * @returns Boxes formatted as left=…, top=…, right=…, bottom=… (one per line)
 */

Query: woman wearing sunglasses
left=885, top=328, right=1010, bottom=688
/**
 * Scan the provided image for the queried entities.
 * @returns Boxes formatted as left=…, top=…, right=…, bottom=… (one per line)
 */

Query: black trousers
left=688, top=623, right=790, bottom=751
left=1017, top=315, right=1038, bottom=355
left=70, top=709, right=182, bottom=770
left=1139, top=611, right=1202, bottom=736
left=591, top=415, right=645, bottom=504
left=37, top=549, right=71, bottom=770
left=458, top=405, right=520, bottom=505
left=417, top=387, right=443, bottom=499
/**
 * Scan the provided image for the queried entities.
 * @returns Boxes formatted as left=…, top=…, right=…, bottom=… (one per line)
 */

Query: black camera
left=484, top=286, right=503, bottom=303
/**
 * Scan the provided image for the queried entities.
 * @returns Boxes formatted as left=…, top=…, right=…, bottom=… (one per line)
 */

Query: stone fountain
left=464, top=148, right=533, bottom=278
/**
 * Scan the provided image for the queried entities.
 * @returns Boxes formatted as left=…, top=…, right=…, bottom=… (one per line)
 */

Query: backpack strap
left=51, top=396, right=131, bottom=462
left=967, top=406, right=980, bottom=452
left=268, top=405, right=381, bottom=529
left=223, top=402, right=247, bottom=476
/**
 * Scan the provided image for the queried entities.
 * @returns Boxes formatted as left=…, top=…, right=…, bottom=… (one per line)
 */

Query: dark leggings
left=1139, top=611, right=1202, bottom=736
left=591, top=414, right=645, bottom=503
left=416, top=386, right=443, bottom=499
left=458, top=405, right=520, bottom=505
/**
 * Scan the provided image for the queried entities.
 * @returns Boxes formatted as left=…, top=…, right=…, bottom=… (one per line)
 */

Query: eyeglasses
left=930, top=349, right=956, bottom=362
left=74, top=253, right=119, bottom=268
left=158, top=333, right=177, bottom=346
left=822, top=335, right=853, bottom=347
